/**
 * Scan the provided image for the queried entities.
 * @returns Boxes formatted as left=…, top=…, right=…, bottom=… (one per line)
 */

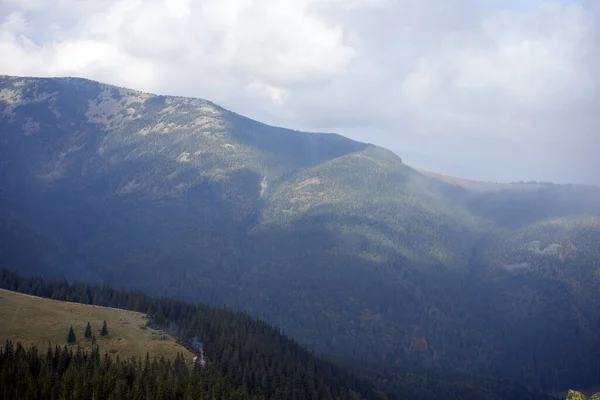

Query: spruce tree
left=67, top=326, right=76, bottom=344
left=101, top=320, right=108, bottom=336
left=85, top=322, right=92, bottom=339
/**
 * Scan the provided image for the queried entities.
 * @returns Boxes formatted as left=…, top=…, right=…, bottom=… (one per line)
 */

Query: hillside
left=0, top=288, right=193, bottom=361
left=1, top=75, right=600, bottom=392
left=0, top=269, right=383, bottom=400
left=0, top=269, right=555, bottom=400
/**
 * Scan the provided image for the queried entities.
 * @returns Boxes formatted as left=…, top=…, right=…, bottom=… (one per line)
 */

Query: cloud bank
left=1, top=0, right=598, bottom=184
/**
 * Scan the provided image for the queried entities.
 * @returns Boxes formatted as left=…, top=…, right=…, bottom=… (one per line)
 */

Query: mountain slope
left=1, top=75, right=600, bottom=392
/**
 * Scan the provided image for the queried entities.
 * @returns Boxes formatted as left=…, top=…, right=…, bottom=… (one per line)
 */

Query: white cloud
left=246, top=81, right=288, bottom=105
left=0, top=0, right=598, bottom=184
left=164, top=0, right=191, bottom=18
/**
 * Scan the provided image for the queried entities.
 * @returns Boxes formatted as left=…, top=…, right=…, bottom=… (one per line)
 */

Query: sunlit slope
left=0, top=288, right=193, bottom=361
left=261, top=146, right=488, bottom=266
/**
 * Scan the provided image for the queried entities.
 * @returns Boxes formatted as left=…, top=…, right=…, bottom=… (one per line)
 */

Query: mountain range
left=1, top=75, right=599, bottom=393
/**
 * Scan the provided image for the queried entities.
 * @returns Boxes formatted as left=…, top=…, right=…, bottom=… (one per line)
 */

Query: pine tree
left=67, top=326, right=76, bottom=344
left=101, top=320, right=108, bottom=336
left=85, top=322, right=92, bottom=339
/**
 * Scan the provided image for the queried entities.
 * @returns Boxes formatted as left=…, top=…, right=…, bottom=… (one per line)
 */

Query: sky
left=0, top=0, right=598, bottom=185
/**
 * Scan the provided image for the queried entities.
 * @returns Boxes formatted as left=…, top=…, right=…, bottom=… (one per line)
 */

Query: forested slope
left=0, top=269, right=554, bottom=400
left=1, top=75, right=599, bottom=392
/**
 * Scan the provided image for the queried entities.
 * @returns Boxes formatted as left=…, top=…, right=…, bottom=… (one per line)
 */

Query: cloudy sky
left=1, top=0, right=598, bottom=185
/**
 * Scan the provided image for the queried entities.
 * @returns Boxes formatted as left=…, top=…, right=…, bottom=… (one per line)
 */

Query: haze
left=1, top=0, right=598, bottom=185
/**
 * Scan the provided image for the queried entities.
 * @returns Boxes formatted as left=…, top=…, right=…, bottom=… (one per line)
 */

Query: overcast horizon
left=1, top=0, right=598, bottom=185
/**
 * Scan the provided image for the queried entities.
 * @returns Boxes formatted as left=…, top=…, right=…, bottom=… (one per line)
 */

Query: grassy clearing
left=0, top=288, right=194, bottom=361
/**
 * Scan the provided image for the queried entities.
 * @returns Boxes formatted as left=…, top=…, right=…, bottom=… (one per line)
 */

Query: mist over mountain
left=1, top=75, right=600, bottom=394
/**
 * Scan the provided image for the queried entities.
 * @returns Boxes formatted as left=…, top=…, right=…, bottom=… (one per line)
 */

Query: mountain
left=1, top=75, right=599, bottom=392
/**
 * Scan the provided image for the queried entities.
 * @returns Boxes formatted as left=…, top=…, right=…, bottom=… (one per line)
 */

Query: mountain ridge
left=1, top=75, right=600, bottom=392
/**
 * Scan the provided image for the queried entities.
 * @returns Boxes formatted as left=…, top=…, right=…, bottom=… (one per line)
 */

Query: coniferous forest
left=0, top=341, right=255, bottom=400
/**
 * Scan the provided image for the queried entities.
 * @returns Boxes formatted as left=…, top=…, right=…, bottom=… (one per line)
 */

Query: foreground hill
left=1, top=75, right=599, bottom=392
left=0, top=269, right=554, bottom=400
left=0, top=269, right=382, bottom=400
left=0, top=288, right=193, bottom=361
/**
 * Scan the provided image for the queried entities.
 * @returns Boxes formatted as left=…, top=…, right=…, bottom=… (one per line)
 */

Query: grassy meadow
left=0, top=288, right=194, bottom=361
